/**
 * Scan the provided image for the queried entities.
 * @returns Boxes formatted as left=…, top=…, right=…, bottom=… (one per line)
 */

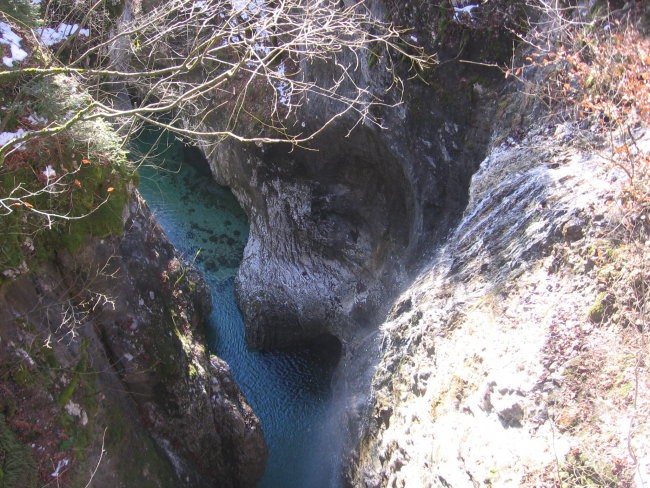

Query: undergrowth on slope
left=512, top=2, right=649, bottom=486
left=511, top=1, right=649, bottom=211
left=0, top=4, right=132, bottom=482
left=558, top=447, right=631, bottom=488
left=0, top=0, right=39, bottom=27
left=505, top=0, right=649, bottom=334
left=0, top=4, right=134, bottom=282
left=0, top=414, right=37, bottom=488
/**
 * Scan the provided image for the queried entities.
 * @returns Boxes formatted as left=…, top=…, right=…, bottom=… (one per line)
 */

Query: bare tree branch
left=0, top=0, right=433, bottom=234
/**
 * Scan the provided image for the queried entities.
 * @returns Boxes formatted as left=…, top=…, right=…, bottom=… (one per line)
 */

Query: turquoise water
left=134, top=128, right=341, bottom=488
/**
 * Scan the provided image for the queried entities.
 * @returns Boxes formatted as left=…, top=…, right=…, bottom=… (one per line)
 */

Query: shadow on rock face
left=235, top=127, right=415, bottom=350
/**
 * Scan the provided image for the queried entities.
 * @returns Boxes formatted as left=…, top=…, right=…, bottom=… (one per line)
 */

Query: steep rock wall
left=177, top=0, right=519, bottom=472
left=200, top=2, right=507, bottom=350
left=0, top=192, right=266, bottom=488
left=350, top=118, right=649, bottom=486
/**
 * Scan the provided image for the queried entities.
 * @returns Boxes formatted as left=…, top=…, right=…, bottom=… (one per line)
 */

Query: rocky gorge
left=192, top=1, right=650, bottom=486
left=1, top=0, right=649, bottom=487
left=0, top=189, right=266, bottom=487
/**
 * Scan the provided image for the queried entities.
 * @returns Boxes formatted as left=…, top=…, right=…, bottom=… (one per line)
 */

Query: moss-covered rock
left=0, top=192, right=267, bottom=487
left=0, top=73, right=133, bottom=282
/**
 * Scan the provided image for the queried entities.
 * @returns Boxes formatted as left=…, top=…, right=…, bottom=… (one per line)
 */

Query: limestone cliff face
left=202, top=9, right=504, bottom=350
left=207, top=128, right=418, bottom=349
left=182, top=0, right=516, bottom=473
left=348, top=126, right=616, bottom=487
left=345, top=3, right=650, bottom=484
left=0, top=192, right=266, bottom=488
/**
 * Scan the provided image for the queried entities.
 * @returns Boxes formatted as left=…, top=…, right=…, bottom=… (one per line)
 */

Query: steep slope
left=0, top=192, right=267, bottom=487
left=200, top=0, right=510, bottom=351
left=0, top=8, right=267, bottom=484
left=351, top=123, right=649, bottom=487
left=349, top=2, right=650, bottom=485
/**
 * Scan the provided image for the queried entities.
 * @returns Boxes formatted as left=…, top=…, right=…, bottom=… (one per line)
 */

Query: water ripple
left=135, top=128, right=339, bottom=488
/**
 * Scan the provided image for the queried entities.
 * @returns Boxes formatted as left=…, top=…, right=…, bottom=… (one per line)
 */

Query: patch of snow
left=42, top=164, right=56, bottom=180
left=159, top=439, right=186, bottom=479
left=23, top=237, right=34, bottom=252
left=2, top=261, right=28, bottom=279
left=27, top=113, right=48, bottom=126
left=65, top=401, right=82, bottom=417
left=253, top=41, right=270, bottom=56
left=192, top=0, right=209, bottom=11
left=1, top=21, right=29, bottom=67
left=36, top=23, right=90, bottom=47
left=50, top=458, right=69, bottom=478
left=15, top=348, right=36, bottom=367
left=453, top=4, right=479, bottom=21
left=66, top=401, right=89, bottom=426
left=0, top=129, right=28, bottom=148
left=272, top=62, right=291, bottom=106
left=232, top=0, right=263, bottom=16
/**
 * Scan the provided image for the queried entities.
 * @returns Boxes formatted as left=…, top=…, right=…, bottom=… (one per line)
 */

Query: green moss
left=588, top=297, right=605, bottom=323
left=38, top=345, right=58, bottom=370
left=57, top=340, right=88, bottom=407
left=58, top=375, right=79, bottom=408
left=101, top=401, right=177, bottom=488
left=59, top=411, right=92, bottom=462
left=0, top=75, right=133, bottom=281
left=57, top=341, right=99, bottom=465
left=188, top=363, right=198, bottom=379
left=0, top=414, right=37, bottom=488
left=10, top=365, right=34, bottom=388
left=103, top=403, right=127, bottom=450
left=149, top=320, right=184, bottom=381
left=588, top=292, right=614, bottom=324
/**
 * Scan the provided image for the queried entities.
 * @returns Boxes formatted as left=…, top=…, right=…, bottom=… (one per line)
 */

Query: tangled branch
left=1, top=0, right=434, bottom=159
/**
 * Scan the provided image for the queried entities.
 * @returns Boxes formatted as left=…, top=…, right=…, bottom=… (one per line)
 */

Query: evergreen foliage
left=0, top=414, right=37, bottom=488
left=0, top=0, right=39, bottom=27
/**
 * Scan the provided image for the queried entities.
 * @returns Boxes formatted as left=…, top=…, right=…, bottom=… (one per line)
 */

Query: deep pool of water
left=134, top=128, right=341, bottom=488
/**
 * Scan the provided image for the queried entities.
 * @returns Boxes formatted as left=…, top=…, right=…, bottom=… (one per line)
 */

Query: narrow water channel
left=134, top=128, right=341, bottom=488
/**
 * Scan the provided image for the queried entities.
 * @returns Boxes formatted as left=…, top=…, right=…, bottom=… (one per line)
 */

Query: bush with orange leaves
left=510, top=1, right=649, bottom=223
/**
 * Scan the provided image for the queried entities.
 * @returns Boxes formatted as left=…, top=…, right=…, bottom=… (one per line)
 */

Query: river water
left=135, top=128, right=341, bottom=488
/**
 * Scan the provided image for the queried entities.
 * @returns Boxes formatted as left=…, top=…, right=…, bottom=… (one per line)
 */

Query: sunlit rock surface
left=350, top=127, right=650, bottom=487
